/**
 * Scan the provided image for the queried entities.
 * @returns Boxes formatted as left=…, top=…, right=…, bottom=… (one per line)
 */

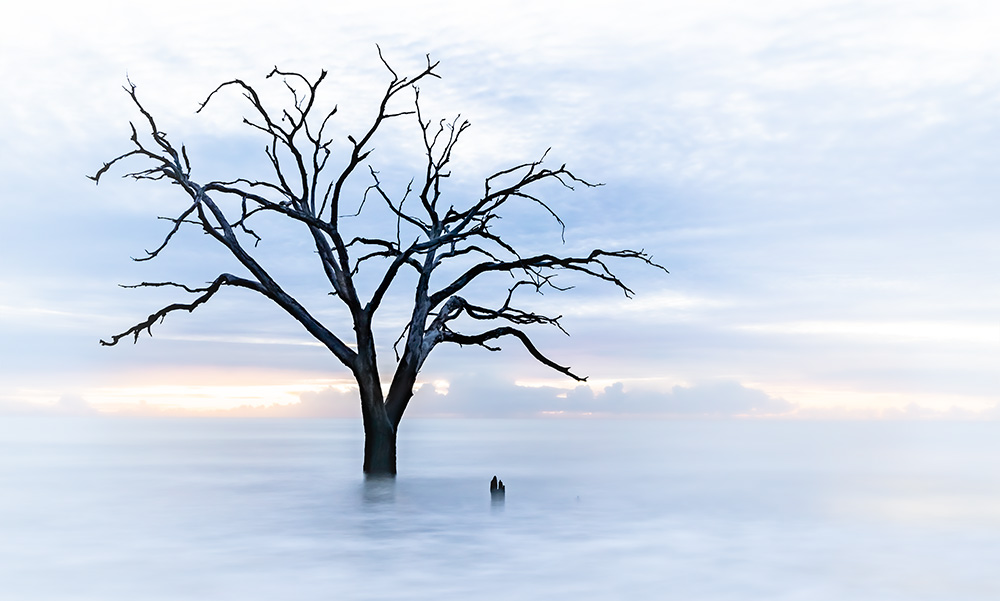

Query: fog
left=2, top=417, right=996, bottom=599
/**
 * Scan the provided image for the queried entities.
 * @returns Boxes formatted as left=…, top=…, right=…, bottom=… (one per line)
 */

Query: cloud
left=100, top=387, right=362, bottom=418
left=404, top=375, right=795, bottom=418
left=117, top=375, right=789, bottom=419
left=564, top=380, right=796, bottom=417
left=880, top=402, right=988, bottom=421
left=407, top=375, right=562, bottom=418
left=0, top=394, right=97, bottom=416
left=223, top=387, right=361, bottom=418
left=791, top=402, right=989, bottom=421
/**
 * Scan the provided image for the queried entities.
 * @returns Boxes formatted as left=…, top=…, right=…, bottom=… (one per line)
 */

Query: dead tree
left=91, top=51, right=666, bottom=476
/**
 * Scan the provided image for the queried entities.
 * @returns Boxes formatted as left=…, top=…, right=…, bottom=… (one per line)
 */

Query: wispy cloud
left=736, top=320, right=1000, bottom=346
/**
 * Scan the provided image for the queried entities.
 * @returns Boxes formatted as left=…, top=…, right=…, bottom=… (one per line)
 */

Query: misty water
left=2, top=418, right=998, bottom=600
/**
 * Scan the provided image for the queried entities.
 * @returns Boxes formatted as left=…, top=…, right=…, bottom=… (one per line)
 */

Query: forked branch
left=442, top=326, right=585, bottom=381
left=100, top=274, right=264, bottom=346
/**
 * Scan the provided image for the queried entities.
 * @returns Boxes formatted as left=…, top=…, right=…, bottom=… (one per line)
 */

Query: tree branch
left=100, top=274, right=260, bottom=346
left=441, top=326, right=586, bottom=381
left=430, top=249, right=667, bottom=310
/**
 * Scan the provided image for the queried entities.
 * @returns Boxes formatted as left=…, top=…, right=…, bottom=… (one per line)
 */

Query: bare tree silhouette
left=91, top=50, right=666, bottom=475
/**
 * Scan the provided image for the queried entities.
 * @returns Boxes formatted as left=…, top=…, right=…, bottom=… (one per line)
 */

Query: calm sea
left=1, top=417, right=997, bottom=600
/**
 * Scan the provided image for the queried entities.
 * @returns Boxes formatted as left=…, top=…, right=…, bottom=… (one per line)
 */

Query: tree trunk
left=363, top=417, right=397, bottom=476
left=353, top=338, right=397, bottom=476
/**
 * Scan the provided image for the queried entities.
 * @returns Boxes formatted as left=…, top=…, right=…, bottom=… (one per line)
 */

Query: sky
left=1, top=0, right=998, bottom=419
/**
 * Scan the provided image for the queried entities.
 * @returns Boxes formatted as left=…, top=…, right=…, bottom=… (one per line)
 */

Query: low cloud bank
left=96, top=388, right=363, bottom=418
left=157, top=376, right=795, bottom=418
left=404, top=376, right=795, bottom=418
left=221, top=387, right=361, bottom=418
left=0, top=394, right=97, bottom=416
left=8, top=382, right=990, bottom=420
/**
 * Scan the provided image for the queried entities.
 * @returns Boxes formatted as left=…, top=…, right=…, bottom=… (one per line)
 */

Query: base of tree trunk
left=363, top=426, right=397, bottom=476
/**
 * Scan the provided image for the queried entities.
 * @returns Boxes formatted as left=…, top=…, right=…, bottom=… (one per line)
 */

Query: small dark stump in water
left=490, top=475, right=505, bottom=504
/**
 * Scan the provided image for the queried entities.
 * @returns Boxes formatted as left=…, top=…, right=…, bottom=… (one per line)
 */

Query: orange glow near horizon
left=4, top=368, right=996, bottom=419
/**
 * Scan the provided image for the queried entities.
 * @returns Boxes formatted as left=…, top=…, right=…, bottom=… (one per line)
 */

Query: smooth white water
left=1, top=418, right=997, bottom=600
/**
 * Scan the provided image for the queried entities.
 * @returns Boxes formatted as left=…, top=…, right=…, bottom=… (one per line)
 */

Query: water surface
left=1, top=418, right=997, bottom=599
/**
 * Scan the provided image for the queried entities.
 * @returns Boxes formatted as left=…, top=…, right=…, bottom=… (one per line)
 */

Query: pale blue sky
left=1, top=0, right=998, bottom=417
